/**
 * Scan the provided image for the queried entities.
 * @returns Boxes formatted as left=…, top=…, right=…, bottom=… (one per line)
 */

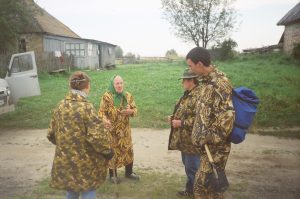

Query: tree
left=161, top=0, right=237, bottom=48
left=0, top=0, right=35, bottom=52
left=115, top=46, right=123, bottom=58
left=123, top=52, right=136, bottom=64
left=214, top=38, right=237, bottom=60
left=165, top=49, right=178, bottom=58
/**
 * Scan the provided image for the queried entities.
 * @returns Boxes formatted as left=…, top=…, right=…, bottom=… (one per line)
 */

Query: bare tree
left=162, top=0, right=237, bottom=48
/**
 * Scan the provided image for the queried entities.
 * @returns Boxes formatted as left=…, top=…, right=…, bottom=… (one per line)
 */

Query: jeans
left=181, top=152, right=200, bottom=193
left=66, top=190, right=96, bottom=199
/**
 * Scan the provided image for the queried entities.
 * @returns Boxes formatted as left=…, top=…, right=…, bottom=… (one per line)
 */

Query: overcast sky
left=35, top=0, right=299, bottom=56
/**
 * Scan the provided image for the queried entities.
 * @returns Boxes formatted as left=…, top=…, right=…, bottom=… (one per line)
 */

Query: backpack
left=230, top=87, right=259, bottom=144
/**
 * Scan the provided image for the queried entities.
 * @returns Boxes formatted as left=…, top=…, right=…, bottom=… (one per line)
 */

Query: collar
left=71, top=89, right=88, bottom=98
left=65, top=90, right=88, bottom=102
left=199, top=67, right=219, bottom=84
left=184, top=85, right=199, bottom=97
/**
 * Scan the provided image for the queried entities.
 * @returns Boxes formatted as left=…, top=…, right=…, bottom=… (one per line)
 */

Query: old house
left=277, top=2, right=300, bottom=54
left=21, top=0, right=116, bottom=70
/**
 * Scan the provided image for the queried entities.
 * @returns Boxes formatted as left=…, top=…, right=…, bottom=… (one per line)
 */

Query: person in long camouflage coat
left=98, top=75, right=139, bottom=182
left=168, top=69, right=201, bottom=197
left=47, top=71, right=114, bottom=199
left=186, top=47, right=235, bottom=199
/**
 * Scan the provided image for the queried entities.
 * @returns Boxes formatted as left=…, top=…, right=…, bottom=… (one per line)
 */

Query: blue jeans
left=181, top=152, right=200, bottom=193
left=66, top=190, right=96, bottom=199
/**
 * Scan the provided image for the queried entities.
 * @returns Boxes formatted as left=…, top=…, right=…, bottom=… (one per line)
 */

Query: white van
left=0, top=51, right=41, bottom=114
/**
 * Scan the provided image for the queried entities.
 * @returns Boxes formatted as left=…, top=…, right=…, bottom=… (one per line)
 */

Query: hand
left=172, top=120, right=182, bottom=128
left=102, top=149, right=114, bottom=161
left=103, top=119, right=112, bottom=129
left=120, top=108, right=133, bottom=116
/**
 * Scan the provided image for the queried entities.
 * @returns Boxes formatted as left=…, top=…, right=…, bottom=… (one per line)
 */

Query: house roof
left=23, top=0, right=80, bottom=38
left=277, top=2, right=300, bottom=26
left=22, top=0, right=116, bottom=47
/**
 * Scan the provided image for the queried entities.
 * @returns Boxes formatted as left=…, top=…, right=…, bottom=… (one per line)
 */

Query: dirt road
left=0, top=128, right=299, bottom=198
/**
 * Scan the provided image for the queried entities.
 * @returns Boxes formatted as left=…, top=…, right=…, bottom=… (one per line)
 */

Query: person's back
left=47, top=71, right=113, bottom=199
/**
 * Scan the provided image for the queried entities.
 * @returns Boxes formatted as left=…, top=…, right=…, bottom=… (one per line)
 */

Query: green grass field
left=0, top=53, right=299, bottom=135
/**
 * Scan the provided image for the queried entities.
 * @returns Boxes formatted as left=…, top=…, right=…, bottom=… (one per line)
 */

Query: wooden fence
left=242, top=44, right=283, bottom=54
left=116, top=57, right=183, bottom=65
left=36, top=52, right=75, bottom=72
left=0, top=51, right=75, bottom=75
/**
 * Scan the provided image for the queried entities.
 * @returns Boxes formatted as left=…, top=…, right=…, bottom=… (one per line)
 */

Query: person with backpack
left=186, top=47, right=235, bottom=199
left=168, top=69, right=201, bottom=197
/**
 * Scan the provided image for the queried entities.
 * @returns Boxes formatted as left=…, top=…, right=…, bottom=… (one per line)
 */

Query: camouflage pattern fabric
left=192, top=68, right=235, bottom=198
left=98, top=91, right=137, bottom=169
left=47, top=91, right=111, bottom=192
left=168, top=86, right=202, bottom=154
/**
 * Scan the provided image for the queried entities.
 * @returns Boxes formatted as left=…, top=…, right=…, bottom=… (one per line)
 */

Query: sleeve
left=47, top=109, right=57, bottom=145
left=85, top=103, right=112, bottom=155
left=205, top=82, right=234, bottom=145
left=182, top=116, right=194, bottom=129
left=127, top=93, right=137, bottom=117
left=181, top=95, right=197, bottom=129
left=98, top=93, right=110, bottom=122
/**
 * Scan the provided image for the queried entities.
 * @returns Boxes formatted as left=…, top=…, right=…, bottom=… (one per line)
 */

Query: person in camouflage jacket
left=98, top=75, right=139, bottom=182
left=47, top=71, right=113, bottom=199
left=168, top=69, right=201, bottom=197
left=186, top=47, right=235, bottom=199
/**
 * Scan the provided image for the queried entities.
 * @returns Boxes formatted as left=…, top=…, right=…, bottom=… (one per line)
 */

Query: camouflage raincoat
left=98, top=91, right=137, bottom=169
left=168, top=86, right=201, bottom=154
left=192, top=68, right=235, bottom=198
left=47, top=91, right=111, bottom=192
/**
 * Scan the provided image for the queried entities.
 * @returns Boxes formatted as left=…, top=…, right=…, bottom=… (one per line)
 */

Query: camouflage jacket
left=168, top=86, right=201, bottom=154
left=98, top=91, right=137, bottom=169
left=47, top=91, right=111, bottom=192
left=192, top=68, right=235, bottom=170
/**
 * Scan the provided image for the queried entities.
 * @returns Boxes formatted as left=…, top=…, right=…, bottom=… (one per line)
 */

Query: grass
left=11, top=170, right=186, bottom=199
left=0, top=53, right=299, bottom=137
left=10, top=169, right=256, bottom=199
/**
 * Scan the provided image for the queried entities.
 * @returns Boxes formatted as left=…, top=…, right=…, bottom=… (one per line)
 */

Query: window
left=19, top=39, right=27, bottom=52
left=65, top=43, right=85, bottom=57
left=11, top=54, right=33, bottom=73
left=108, top=48, right=112, bottom=55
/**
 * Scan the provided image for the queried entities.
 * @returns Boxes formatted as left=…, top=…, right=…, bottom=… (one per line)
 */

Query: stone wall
left=283, top=22, right=300, bottom=54
left=20, top=33, right=43, bottom=55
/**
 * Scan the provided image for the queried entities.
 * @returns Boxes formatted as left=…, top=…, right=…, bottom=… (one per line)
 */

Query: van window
left=11, top=54, right=33, bottom=73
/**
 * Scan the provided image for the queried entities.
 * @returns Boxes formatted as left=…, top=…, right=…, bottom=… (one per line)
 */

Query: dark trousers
left=109, top=162, right=133, bottom=177
left=181, top=152, right=200, bottom=193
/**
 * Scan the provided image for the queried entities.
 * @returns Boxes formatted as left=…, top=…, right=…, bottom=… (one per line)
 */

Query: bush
left=211, top=38, right=238, bottom=61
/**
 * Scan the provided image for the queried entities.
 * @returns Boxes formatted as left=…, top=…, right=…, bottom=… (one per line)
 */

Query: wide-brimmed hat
left=178, top=69, right=198, bottom=80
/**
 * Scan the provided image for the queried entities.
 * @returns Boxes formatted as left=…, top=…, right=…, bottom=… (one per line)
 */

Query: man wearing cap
left=168, top=69, right=201, bottom=197
left=186, top=47, right=234, bottom=199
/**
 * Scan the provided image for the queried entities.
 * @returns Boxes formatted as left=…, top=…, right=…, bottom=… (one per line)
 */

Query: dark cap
left=186, top=47, right=211, bottom=66
left=179, top=69, right=198, bottom=80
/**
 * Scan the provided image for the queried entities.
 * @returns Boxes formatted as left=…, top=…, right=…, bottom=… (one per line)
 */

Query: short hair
left=186, top=47, right=211, bottom=67
left=69, top=71, right=90, bottom=90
